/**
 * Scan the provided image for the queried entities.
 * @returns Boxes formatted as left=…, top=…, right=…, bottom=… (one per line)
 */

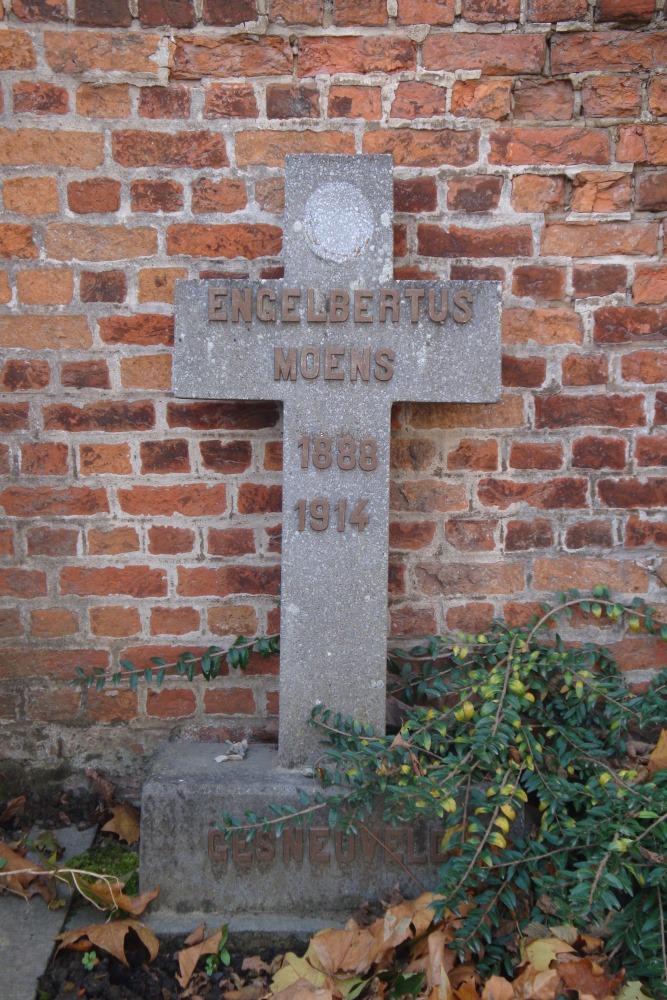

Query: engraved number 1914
left=295, top=498, right=369, bottom=533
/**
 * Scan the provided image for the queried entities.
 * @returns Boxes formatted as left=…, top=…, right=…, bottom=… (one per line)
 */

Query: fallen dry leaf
left=177, top=926, right=224, bottom=989
left=454, top=981, right=480, bottom=1000
left=524, top=936, right=576, bottom=972
left=85, top=768, right=116, bottom=806
left=0, top=796, right=25, bottom=825
left=647, top=729, right=667, bottom=776
left=557, top=955, right=625, bottom=999
left=0, top=839, right=56, bottom=904
left=78, top=877, right=159, bottom=916
left=272, top=979, right=334, bottom=1000
left=311, top=927, right=379, bottom=976
left=481, top=976, right=513, bottom=1000
left=242, top=955, right=272, bottom=975
left=512, top=965, right=563, bottom=1000
left=55, top=918, right=158, bottom=966
left=101, top=802, right=140, bottom=846
left=225, top=985, right=266, bottom=1000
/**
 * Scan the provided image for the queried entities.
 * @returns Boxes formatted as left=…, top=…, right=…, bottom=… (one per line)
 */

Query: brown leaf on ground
left=524, top=936, right=576, bottom=972
left=0, top=796, right=25, bottom=825
left=177, top=926, right=224, bottom=989
left=101, top=802, right=140, bottom=845
left=272, top=980, right=334, bottom=1000
left=0, top=838, right=56, bottom=904
left=242, top=955, right=272, bottom=975
left=454, top=981, right=480, bottom=1000
left=225, top=985, right=266, bottom=1000
left=79, top=877, right=159, bottom=915
left=426, top=927, right=454, bottom=1000
left=85, top=768, right=116, bottom=806
left=481, top=976, right=513, bottom=1000
left=647, top=729, right=667, bottom=776
left=55, top=918, right=159, bottom=966
left=512, top=965, right=563, bottom=1000
left=556, top=955, right=625, bottom=999
left=311, top=927, right=379, bottom=975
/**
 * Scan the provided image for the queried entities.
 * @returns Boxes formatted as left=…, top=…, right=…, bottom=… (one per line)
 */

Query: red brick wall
left=1, top=0, right=665, bottom=774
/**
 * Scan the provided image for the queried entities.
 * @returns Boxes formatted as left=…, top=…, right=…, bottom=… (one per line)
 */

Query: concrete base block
left=140, top=744, right=445, bottom=930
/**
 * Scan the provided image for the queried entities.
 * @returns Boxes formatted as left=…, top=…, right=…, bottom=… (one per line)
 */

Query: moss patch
left=68, top=837, right=139, bottom=896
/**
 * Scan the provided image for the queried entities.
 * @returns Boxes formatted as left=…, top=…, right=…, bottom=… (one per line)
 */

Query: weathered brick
left=490, top=128, right=610, bottom=166
left=150, top=606, right=200, bottom=634
left=4, top=176, right=58, bottom=215
left=113, top=130, right=227, bottom=168
left=208, top=605, right=258, bottom=634
left=0, top=486, right=108, bottom=517
left=0, top=610, right=23, bottom=639
left=514, top=80, right=573, bottom=121
left=571, top=171, right=632, bottom=213
left=636, top=172, right=667, bottom=210
left=267, top=83, right=320, bottom=119
left=17, top=268, right=72, bottom=306
left=168, top=400, right=279, bottom=430
left=409, top=395, right=523, bottom=430
left=0, top=128, right=103, bottom=169
left=0, top=225, right=37, bottom=259
left=510, top=441, right=563, bottom=470
left=1, top=359, right=50, bottom=391
left=138, top=267, right=186, bottom=303
left=451, top=79, right=512, bottom=121
left=45, top=30, right=161, bottom=75
left=149, top=525, right=195, bottom=554
left=392, top=82, right=444, bottom=120
left=139, top=86, right=190, bottom=119
left=46, top=224, right=157, bottom=261
left=598, top=478, right=667, bottom=508
left=203, top=83, right=258, bottom=118
left=621, top=350, right=667, bottom=383
left=418, top=224, right=532, bottom=258
left=462, top=0, right=519, bottom=20
left=140, top=439, right=190, bottom=474
left=581, top=75, right=642, bottom=119
left=648, top=77, right=667, bottom=117
left=237, top=483, right=282, bottom=514
left=502, top=307, right=582, bottom=345
left=299, top=35, right=415, bottom=75
left=27, top=687, right=82, bottom=724
left=236, top=130, right=354, bottom=167
left=478, top=478, right=588, bottom=509
left=445, top=603, right=493, bottom=633
left=0, top=648, right=108, bottom=682
left=178, top=565, right=280, bottom=597
left=364, top=129, right=479, bottom=168
left=131, top=180, right=184, bottom=213
left=502, top=355, right=546, bottom=388
left=328, top=86, right=382, bottom=120
left=444, top=438, right=497, bottom=473
left=208, top=528, right=255, bottom=556
left=99, top=314, right=173, bottom=346
left=633, top=266, right=667, bottom=305
left=390, top=480, right=467, bottom=513
left=566, top=520, right=614, bottom=549
left=200, top=440, right=252, bottom=473
left=416, top=562, right=524, bottom=596
left=0, top=569, right=47, bottom=598
left=656, top=393, right=667, bottom=425
left=528, top=0, right=587, bottom=20
left=573, top=264, right=626, bottom=298
left=76, top=84, right=131, bottom=119
left=635, top=436, right=667, bottom=466
left=0, top=30, right=36, bottom=69
left=625, top=513, right=667, bottom=548
left=596, top=0, right=655, bottom=23
left=204, top=688, right=256, bottom=715
left=120, top=354, right=172, bottom=390
left=138, top=0, right=196, bottom=26
left=192, top=179, right=247, bottom=214
left=618, top=124, right=667, bottom=164
left=447, top=176, right=502, bottom=213
left=88, top=526, right=139, bottom=555
left=397, top=0, right=454, bottom=23
left=573, top=435, right=627, bottom=469
left=75, top=0, right=131, bottom=26
left=86, top=689, right=137, bottom=722
left=264, top=441, right=283, bottom=471
left=68, top=179, right=120, bottom=215
left=62, top=565, right=167, bottom=598
left=512, top=265, right=565, bottom=301
left=167, top=223, right=281, bottom=258
left=202, top=0, right=256, bottom=23
left=79, top=444, right=132, bottom=475
left=444, top=519, right=496, bottom=552
left=90, top=606, right=141, bottom=637
left=394, top=178, right=437, bottom=216
left=44, top=401, right=154, bottom=432
left=27, top=527, right=78, bottom=557
left=13, top=82, right=68, bottom=116
left=61, top=357, right=111, bottom=390
left=536, top=394, right=645, bottom=429
left=505, top=519, right=553, bottom=551
left=510, top=174, right=565, bottom=213
left=423, top=33, right=544, bottom=74
left=543, top=222, right=658, bottom=257
left=594, top=306, right=667, bottom=344
left=118, top=484, right=227, bottom=516
left=0, top=402, right=29, bottom=431
left=535, top=557, right=648, bottom=592
left=13, top=0, right=67, bottom=21
left=551, top=32, right=667, bottom=74
left=31, top=608, right=78, bottom=638
left=172, top=35, right=292, bottom=79
left=80, top=270, right=127, bottom=303
left=562, top=353, right=608, bottom=386
left=21, top=442, right=69, bottom=476
left=0, top=445, right=9, bottom=475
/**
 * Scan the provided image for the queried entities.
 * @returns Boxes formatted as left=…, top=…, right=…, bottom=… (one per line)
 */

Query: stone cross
left=173, top=155, right=501, bottom=768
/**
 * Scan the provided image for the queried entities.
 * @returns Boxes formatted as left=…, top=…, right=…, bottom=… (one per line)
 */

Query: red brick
left=423, top=33, right=544, bottom=74
left=512, top=265, right=565, bottom=300
left=573, top=265, right=626, bottom=298
left=59, top=362, right=108, bottom=392
left=502, top=355, right=546, bottom=388
left=27, top=687, right=82, bottom=724
left=543, top=222, right=658, bottom=257
left=636, top=172, right=667, bottom=210
left=208, top=528, right=255, bottom=556
left=633, top=266, right=667, bottom=306
left=625, top=513, right=667, bottom=548
left=99, top=314, right=173, bottom=347
left=511, top=174, right=565, bottom=213
left=76, top=84, right=131, bottom=119
left=237, top=483, right=282, bottom=514
left=254, top=179, right=284, bottom=215
left=202, top=0, right=256, bottom=23
left=534, top=557, right=648, bottom=592
left=596, top=0, right=655, bottom=23
left=88, top=526, right=139, bottom=555
left=265, top=524, right=281, bottom=554
left=264, top=441, right=283, bottom=471
left=27, top=527, right=78, bottom=557
left=0, top=402, right=29, bottom=431
left=44, top=401, right=155, bottom=432
left=86, top=689, right=137, bottom=723
left=267, top=83, right=320, bottom=119
left=490, top=128, right=609, bottom=166
left=394, top=178, right=438, bottom=215
left=410, top=394, right=524, bottom=431
left=138, top=267, right=186, bottom=303
left=203, top=83, right=258, bottom=119
left=299, top=35, right=415, bottom=76
left=31, top=608, right=78, bottom=638
left=415, top=561, right=524, bottom=596
left=75, top=0, right=131, bottom=25
left=552, top=32, right=667, bottom=74
left=90, top=606, right=140, bottom=638
left=451, top=79, right=512, bottom=121
left=0, top=29, right=36, bottom=69
left=17, top=268, right=72, bottom=306
left=1, top=359, right=49, bottom=391
left=537, top=394, right=645, bottom=429
left=80, top=271, right=126, bottom=304
left=199, top=440, right=252, bottom=474
left=131, top=179, right=183, bottom=213
left=571, top=171, right=632, bottom=213
left=150, top=606, right=199, bottom=635
left=140, top=439, right=190, bottom=474
left=510, top=441, right=563, bottom=470
left=364, top=129, right=479, bottom=168
left=139, top=0, right=195, bottom=26
left=329, top=86, right=382, bottom=121
left=462, top=0, right=519, bottom=20
left=0, top=647, right=108, bottom=682
left=621, top=350, right=667, bottom=384
left=121, top=354, right=172, bottom=390
left=0, top=224, right=37, bottom=259
left=167, top=223, right=281, bottom=259
left=334, top=0, right=386, bottom=23
left=636, top=436, right=667, bottom=466
left=192, top=178, right=246, bottom=214
left=46, top=224, right=157, bottom=261
left=178, top=565, right=280, bottom=597
left=447, top=438, right=498, bottom=471
left=506, top=519, right=553, bottom=551
left=566, top=520, right=614, bottom=549
left=649, top=78, right=667, bottom=117
left=0, top=445, right=8, bottom=475
left=513, top=80, right=573, bottom=121
left=618, top=124, right=667, bottom=164
left=61, top=565, right=166, bottom=597
left=236, top=130, right=354, bottom=167
left=397, top=0, right=454, bottom=24
left=609, top=636, right=667, bottom=676
left=204, top=688, right=256, bottom=715
left=13, top=1, right=67, bottom=23
left=447, top=176, right=502, bottom=213
left=503, top=307, right=582, bottom=345
left=598, top=478, right=667, bottom=507
left=390, top=480, right=467, bottom=513
left=418, top=224, right=532, bottom=258
left=118, top=484, right=227, bottom=516
left=445, top=603, right=493, bottom=633
left=392, top=82, right=444, bottom=120
left=444, top=519, right=496, bottom=552
left=389, top=521, right=436, bottom=551
left=581, top=75, right=642, bottom=118
left=139, top=86, right=190, bottom=119
left=391, top=439, right=437, bottom=472
left=21, top=442, right=68, bottom=476
left=389, top=605, right=437, bottom=636
left=208, top=605, right=258, bottom=635
left=478, top=478, right=588, bottom=509
left=79, top=443, right=132, bottom=475
left=0, top=529, right=14, bottom=557
left=3, top=176, right=58, bottom=215
left=113, top=130, right=227, bottom=168
left=68, top=179, right=120, bottom=215
left=0, top=486, right=108, bottom=517
left=0, top=569, right=47, bottom=598
left=0, top=610, right=23, bottom=639
left=172, top=35, right=292, bottom=79
left=45, top=30, right=161, bottom=75
left=13, top=82, right=68, bottom=116
left=168, top=400, right=279, bottom=430
left=562, top=353, right=608, bottom=386
left=594, top=306, right=667, bottom=344
left=528, top=0, right=587, bottom=19
left=0, top=128, right=104, bottom=169
left=149, top=525, right=195, bottom=554
left=573, top=435, right=627, bottom=469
